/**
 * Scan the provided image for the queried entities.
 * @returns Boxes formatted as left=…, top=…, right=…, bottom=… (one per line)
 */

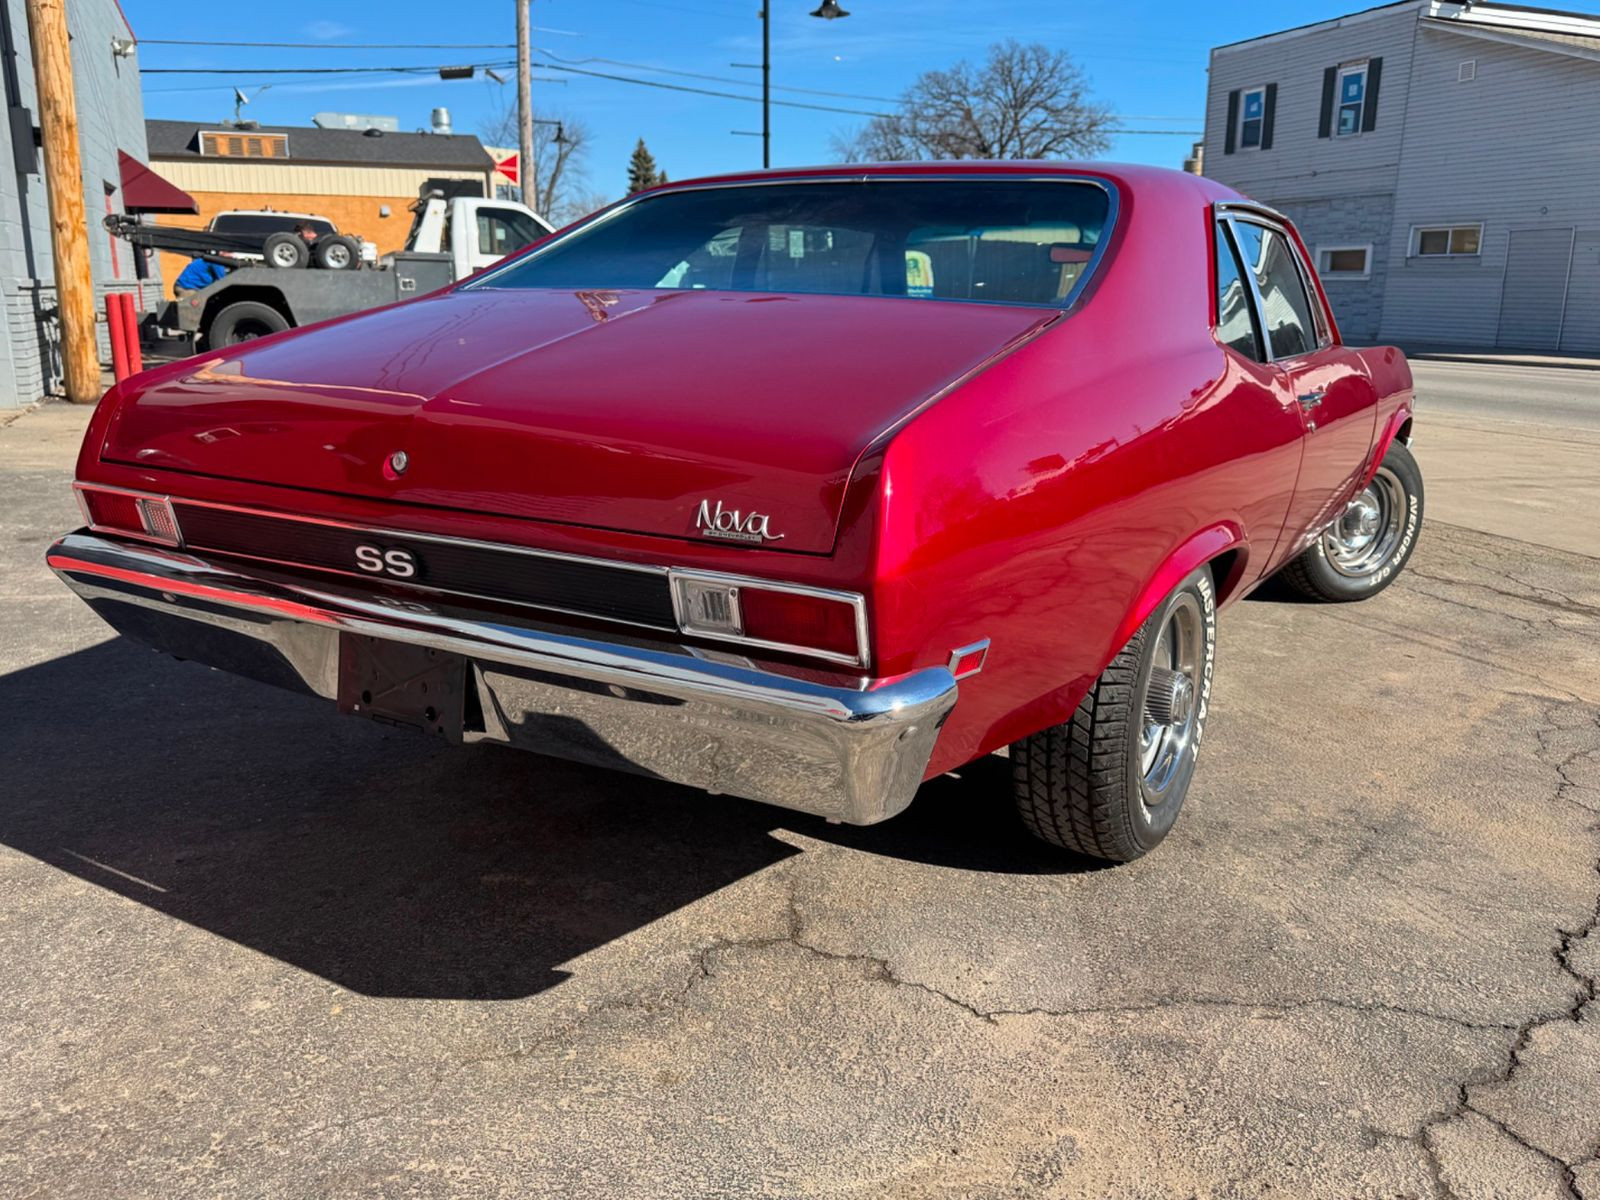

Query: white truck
left=121, top=193, right=554, bottom=349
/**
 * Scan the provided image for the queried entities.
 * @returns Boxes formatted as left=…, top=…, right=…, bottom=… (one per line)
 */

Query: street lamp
left=760, top=2, right=850, bottom=169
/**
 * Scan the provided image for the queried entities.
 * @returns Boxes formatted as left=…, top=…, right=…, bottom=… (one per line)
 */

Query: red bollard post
left=118, top=293, right=143, bottom=375
left=106, top=293, right=128, bottom=382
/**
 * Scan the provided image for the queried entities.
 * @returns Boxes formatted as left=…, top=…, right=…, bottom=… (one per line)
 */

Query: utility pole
left=516, top=0, right=536, bottom=217
left=23, top=0, right=98, bottom=404
left=760, top=6, right=770, bottom=169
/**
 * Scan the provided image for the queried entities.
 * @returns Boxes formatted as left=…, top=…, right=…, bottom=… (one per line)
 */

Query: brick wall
left=1273, top=193, right=1395, bottom=343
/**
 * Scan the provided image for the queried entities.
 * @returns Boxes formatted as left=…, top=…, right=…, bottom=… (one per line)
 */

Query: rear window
left=472, top=179, right=1111, bottom=309
left=211, top=214, right=336, bottom=237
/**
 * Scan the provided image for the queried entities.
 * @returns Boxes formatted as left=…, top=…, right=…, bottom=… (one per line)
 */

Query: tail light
left=670, top=569, right=866, bottom=667
left=75, top=484, right=183, bottom=547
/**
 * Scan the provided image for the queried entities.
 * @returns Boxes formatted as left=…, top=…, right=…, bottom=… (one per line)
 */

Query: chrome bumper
left=47, top=532, right=957, bottom=825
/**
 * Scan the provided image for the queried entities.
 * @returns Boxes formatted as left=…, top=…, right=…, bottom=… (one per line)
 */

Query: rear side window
left=211, top=214, right=336, bottom=237
left=1214, top=224, right=1264, bottom=362
left=1229, top=221, right=1319, bottom=359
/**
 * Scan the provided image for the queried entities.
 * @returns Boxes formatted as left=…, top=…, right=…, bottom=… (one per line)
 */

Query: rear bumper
left=47, top=532, right=957, bottom=825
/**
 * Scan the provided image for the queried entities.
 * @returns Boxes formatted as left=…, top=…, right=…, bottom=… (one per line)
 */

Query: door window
left=1214, top=224, right=1264, bottom=361
left=475, top=209, right=546, bottom=258
left=1229, top=221, right=1320, bottom=359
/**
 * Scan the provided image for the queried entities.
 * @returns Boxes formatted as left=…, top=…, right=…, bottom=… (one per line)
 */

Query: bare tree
left=833, top=40, right=1113, bottom=162
left=479, top=97, right=605, bottom=225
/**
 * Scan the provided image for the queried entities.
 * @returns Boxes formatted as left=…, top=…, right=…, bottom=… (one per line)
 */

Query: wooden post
left=516, top=0, right=536, bottom=218
left=24, top=0, right=100, bottom=404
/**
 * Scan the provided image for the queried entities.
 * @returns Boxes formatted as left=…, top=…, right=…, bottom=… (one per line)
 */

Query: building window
left=1337, top=64, right=1367, bottom=136
left=1412, top=225, right=1482, bottom=257
left=1318, top=245, right=1372, bottom=278
left=1239, top=86, right=1266, bottom=149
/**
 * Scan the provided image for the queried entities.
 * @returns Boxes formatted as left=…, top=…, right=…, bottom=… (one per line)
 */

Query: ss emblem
left=354, top=544, right=418, bottom=579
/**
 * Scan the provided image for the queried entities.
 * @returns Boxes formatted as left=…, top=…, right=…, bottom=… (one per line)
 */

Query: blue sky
left=130, top=0, right=1595, bottom=202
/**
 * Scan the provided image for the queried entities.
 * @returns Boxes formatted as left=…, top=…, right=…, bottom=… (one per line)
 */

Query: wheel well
left=1208, top=548, right=1244, bottom=601
left=1397, top=417, right=1413, bottom=445
left=200, top=287, right=292, bottom=338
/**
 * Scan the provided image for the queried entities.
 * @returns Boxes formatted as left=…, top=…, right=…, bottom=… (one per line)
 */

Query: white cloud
left=303, top=20, right=355, bottom=40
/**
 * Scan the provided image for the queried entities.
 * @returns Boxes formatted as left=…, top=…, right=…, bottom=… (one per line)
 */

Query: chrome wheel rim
left=1324, top=467, right=1407, bottom=578
left=1137, top=594, right=1203, bottom=809
left=269, top=242, right=300, bottom=267
left=324, top=243, right=350, bottom=268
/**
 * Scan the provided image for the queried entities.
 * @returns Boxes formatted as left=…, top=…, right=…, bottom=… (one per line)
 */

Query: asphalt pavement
left=2, top=363, right=1598, bottom=1199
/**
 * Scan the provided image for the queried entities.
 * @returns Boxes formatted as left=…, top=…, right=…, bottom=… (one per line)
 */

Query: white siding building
left=1204, top=1, right=1600, bottom=351
left=1, top=0, right=166, bottom=407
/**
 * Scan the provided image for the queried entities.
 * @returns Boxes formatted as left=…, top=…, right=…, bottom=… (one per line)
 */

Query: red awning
left=117, top=150, right=197, bottom=214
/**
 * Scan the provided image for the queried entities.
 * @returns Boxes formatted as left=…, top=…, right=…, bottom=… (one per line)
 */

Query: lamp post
left=759, top=2, right=850, bottom=169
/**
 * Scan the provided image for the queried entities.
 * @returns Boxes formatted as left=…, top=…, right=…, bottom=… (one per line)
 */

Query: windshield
left=471, top=178, right=1110, bottom=308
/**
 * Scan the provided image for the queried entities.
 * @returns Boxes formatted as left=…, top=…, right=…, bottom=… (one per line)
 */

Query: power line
left=534, top=61, right=892, bottom=117
left=140, top=63, right=517, bottom=75
left=137, top=54, right=1200, bottom=129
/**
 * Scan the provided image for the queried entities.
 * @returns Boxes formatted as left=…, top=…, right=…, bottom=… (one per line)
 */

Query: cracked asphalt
left=2, top=375, right=1598, bottom=1199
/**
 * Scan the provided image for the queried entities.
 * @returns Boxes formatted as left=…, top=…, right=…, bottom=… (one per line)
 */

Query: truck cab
left=404, top=195, right=553, bottom=278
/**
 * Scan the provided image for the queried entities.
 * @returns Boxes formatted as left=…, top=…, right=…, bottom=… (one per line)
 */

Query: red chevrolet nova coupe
left=51, top=163, right=1421, bottom=862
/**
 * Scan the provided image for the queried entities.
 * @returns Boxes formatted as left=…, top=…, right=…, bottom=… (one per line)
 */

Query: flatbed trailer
left=152, top=253, right=457, bottom=348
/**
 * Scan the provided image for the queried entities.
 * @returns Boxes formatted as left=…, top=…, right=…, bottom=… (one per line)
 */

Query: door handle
left=1297, top=390, right=1325, bottom=409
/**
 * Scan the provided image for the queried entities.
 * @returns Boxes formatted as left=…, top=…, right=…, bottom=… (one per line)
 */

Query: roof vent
left=431, top=107, right=452, bottom=136
left=1459, top=59, right=1476, bottom=81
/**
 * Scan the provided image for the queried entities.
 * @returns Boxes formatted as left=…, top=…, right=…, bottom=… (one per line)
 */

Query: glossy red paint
left=75, top=162, right=1415, bottom=784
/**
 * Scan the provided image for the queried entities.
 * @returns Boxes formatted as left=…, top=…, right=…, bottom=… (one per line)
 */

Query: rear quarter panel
left=866, top=174, right=1303, bottom=776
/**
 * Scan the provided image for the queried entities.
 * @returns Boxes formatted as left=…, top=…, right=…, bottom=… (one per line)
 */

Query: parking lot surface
left=3, top=384, right=1598, bottom=1199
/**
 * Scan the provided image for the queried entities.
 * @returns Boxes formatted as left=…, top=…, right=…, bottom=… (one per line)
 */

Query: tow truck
left=112, top=191, right=553, bottom=350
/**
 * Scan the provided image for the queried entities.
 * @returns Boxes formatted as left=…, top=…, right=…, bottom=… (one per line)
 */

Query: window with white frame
left=1317, top=245, right=1371, bottom=278
left=1412, top=224, right=1482, bottom=257
left=1239, top=86, right=1266, bottom=149
left=1336, top=64, right=1368, bottom=135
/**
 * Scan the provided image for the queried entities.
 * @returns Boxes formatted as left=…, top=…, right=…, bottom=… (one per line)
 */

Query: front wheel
left=1012, top=566, right=1217, bottom=862
left=1281, top=440, right=1424, bottom=602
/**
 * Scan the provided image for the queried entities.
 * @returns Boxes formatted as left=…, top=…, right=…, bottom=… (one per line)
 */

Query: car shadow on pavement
left=3, top=638, right=1094, bottom=1001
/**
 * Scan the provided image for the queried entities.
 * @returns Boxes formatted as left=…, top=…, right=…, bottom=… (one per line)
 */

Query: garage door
left=1559, top=232, right=1600, bottom=354
left=1497, top=228, right=1575, bottom=350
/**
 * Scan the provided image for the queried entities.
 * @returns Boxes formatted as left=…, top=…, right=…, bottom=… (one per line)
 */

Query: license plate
left=337, top=633, right=466, bottom=741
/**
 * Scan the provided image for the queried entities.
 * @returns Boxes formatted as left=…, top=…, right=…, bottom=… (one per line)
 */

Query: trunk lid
left=103, top=288, right=1054, bottom=553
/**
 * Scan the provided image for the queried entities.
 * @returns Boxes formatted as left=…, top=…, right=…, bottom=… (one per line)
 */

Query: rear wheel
left=207, top=301, right=290, bottom=348
left=1012, top=566, right=1217, bottom=862
left=314, top=234, right=359, bottom=271
left=1281, top=440, right=1423, bottom=602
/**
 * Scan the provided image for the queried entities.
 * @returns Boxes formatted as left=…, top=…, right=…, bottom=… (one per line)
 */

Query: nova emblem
left=354, top=544, right=418, bottom=579
left=694, top=499, right=785, bottom=544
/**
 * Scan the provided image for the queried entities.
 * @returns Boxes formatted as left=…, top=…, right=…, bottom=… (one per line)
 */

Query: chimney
left=431, top=107, right=452, bottom=136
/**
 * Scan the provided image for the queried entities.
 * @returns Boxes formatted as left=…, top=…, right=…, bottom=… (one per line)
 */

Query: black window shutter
left=1261, top=83, right=1278, bottom=149
left=1224, top=89, right=1239, bottom=154
left=1318, top=67, right=1337, bottom=138
left=1361, top=57, right=1384, bottom=131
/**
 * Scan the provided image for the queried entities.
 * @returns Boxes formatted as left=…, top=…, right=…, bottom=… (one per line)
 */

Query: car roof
left=213, top=210, right=336, bottom=222
left=630, top=160, right=1251, bottom=208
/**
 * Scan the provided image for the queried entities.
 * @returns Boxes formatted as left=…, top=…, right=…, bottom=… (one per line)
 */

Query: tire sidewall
left=1123, top=566, right=1217, bottom=852
left=211, top=302, right=289, bottom=348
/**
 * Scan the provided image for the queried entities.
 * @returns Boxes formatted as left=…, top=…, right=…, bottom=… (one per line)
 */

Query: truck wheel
left=1012, top=566, right=1217, bottom=862
left=264, top=232, right=308, bottom=269
left=1281, top=440, right=1424, bottom=602
left=314, top=235, right=359, bottom=271
left=207, top=301, right=290, bottom=347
